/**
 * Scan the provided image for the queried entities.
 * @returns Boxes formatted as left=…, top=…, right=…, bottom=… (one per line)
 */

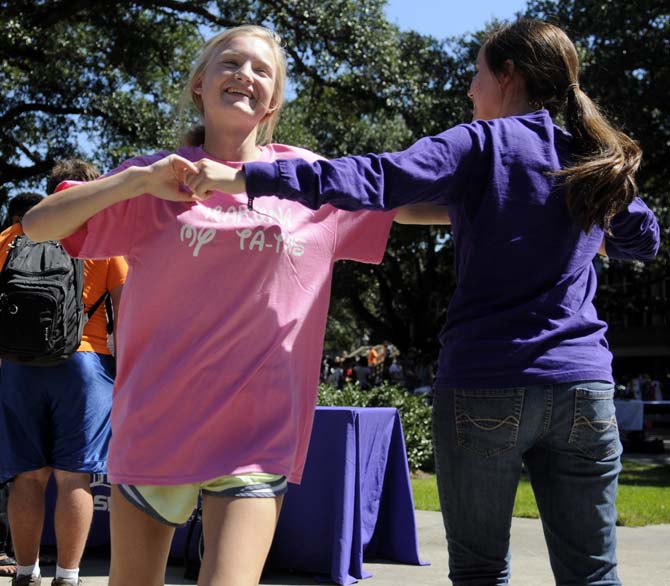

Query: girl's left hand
left=184, top=159, right=246, bottom=198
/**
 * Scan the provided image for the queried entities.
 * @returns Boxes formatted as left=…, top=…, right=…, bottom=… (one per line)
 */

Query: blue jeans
left=432, top=382, right=622, bottom=586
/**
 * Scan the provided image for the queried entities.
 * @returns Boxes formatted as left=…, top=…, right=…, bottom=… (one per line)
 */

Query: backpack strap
left=86, top=292, right=109, bottom=320
left=104, top=293, right=114, bottom=335
left=86, top=292, right=115, bottom=335
left=1, top=235, right=22, bottom=272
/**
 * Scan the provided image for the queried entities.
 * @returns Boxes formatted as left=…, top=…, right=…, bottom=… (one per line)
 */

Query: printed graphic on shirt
left=179, top=202, right=305, bottom=258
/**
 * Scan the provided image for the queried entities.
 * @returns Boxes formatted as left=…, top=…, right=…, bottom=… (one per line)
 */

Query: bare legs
left=108, top=486, right=284, bottom=586
left=7, top=468, right=51, bottom=566
left=52, top=470, right=93, bottom=569
left=198, top=493, right=283, bottom=586
left=9, top=468, right=94, bottom=573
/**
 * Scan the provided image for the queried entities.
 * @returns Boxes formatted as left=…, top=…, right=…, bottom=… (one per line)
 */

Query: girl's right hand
left=142, top=155, right=203, bottom=202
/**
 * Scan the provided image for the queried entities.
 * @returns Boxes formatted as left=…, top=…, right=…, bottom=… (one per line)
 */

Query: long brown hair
left=483, top=19, right=641, bottom=232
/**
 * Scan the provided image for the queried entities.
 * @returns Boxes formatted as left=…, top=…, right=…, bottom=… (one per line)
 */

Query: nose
left=235, top=61, right=253, bottom=82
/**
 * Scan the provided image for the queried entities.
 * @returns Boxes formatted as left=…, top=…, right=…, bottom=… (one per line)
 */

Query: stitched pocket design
left=568, top=385, right=619, bottom=460
left=454, top=388, right=525, bottom=457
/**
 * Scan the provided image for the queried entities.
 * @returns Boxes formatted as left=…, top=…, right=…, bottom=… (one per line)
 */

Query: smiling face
left=468, top=48, right=504, bottom=121
left=195, top=34, right=277, bottom=133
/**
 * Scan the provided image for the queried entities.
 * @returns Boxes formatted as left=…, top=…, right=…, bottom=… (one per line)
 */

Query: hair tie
left=567, top=83, right=579, bottom=93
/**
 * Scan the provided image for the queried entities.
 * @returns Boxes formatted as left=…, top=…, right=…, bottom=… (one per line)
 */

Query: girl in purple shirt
left=203, top=19, right=660, bottom=586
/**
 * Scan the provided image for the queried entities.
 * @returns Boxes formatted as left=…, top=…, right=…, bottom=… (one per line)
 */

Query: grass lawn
left=411, top=458, right=670, bottom=527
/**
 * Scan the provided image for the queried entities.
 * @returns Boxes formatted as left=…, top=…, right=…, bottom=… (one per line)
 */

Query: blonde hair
left=178, top=25, right=287, bottom=147
left=484, top=19, right=641, bottom=232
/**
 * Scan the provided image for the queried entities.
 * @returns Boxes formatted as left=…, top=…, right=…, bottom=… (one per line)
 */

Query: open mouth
left=224, top=87, right=253, bottom=99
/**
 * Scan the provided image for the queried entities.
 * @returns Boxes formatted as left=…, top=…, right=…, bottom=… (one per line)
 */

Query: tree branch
left=0, top=103, right=89, bottom=127
left=0, top=160, right=54, bottom=187
left=2, top=132, right=41, bottom=164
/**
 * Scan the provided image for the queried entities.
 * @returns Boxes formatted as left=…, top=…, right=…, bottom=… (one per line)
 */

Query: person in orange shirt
left=0, top=161, right=127, bottom=586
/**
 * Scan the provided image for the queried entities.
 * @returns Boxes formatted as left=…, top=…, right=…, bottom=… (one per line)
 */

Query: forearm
left=394, top=204, right=451, bottom=225
left=604, top=197, right=660, bottom=262
left=23, top=166, right=150, bottom=241
left=246, top=155, right=441, bottom=212
left=244, top=131, right=472, bottom=212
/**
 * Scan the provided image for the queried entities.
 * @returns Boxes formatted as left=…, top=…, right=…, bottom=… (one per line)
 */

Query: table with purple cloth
left=42, top=406, right=426, bottom=585
left=267, top=406, right=427, bottom=584
left=613, top=399, right=645, bottom=431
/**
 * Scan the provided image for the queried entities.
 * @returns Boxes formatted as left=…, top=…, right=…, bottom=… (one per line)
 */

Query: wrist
left=125, top=166, right=155, bottom=198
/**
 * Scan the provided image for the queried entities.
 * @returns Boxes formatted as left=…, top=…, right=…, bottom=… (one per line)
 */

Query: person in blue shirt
left=143, top=18, right=658, bottom=586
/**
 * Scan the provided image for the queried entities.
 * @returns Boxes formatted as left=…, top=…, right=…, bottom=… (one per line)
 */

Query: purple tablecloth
left=614, top=399, right=645, bottom=431
left=265, top=406, right=426, bottom=584
left=43, top=407, right=426, bottom=584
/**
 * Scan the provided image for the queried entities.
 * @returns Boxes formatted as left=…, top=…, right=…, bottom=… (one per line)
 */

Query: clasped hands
left=147, top=154, right=246, bottom=202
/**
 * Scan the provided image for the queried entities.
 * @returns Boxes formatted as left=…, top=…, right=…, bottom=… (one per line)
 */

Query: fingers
left=183, top=159, right=224, bottom=199
left=169, top=155, right=199, bottom=178
left=181, top=172, right=204, bottom=198
left=169, top=155, right=199, bottom=188
left=168, top=155, right=210, bottom=201
left=157, top=156, right=240, bottom=200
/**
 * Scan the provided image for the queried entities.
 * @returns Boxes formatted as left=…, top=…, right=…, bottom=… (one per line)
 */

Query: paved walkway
left=8, top=510, right=668, bottom=586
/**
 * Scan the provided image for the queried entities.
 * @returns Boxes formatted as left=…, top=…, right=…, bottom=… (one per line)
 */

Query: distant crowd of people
left=321, top=343, right=436, bottom=396
left=616, top=372, right=668, bottom=401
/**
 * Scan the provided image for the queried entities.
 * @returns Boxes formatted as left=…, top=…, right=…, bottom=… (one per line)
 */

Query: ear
left=497, top=59, right=516, bottom=88
left=193, top=80, right=203, bottom=95
left=266, top=96, right=278, bottom=113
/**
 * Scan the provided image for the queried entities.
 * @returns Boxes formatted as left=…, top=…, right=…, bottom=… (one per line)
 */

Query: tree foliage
left=0, top=0, right=203, bottom=196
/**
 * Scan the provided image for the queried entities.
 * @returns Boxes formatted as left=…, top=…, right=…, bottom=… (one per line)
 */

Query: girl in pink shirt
left=22, top=25, right=410, bottom=586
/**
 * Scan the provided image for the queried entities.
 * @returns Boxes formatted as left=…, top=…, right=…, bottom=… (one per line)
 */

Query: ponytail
left=483, top=19, right=642, bottom=232
left=556, top=84, right=641, bottom=232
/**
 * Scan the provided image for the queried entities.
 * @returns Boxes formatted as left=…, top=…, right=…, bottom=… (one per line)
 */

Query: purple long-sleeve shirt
left=245, top=110, right=660, bottom=388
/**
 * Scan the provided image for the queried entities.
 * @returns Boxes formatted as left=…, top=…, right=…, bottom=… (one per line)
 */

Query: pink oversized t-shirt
left=61, top=144, right=394, bottom=485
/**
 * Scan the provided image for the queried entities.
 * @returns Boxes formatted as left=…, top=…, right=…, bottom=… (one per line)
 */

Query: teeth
left=225, top=88, right=251, bottom=97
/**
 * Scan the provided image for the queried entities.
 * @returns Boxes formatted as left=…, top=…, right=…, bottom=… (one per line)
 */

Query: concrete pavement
left=11, top=510, right=669, bottom=586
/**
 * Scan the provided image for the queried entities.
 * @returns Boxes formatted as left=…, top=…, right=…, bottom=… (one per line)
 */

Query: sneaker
left=11, top=575, right=41, bottom=586
left=50, top=580, right=82, bottom=586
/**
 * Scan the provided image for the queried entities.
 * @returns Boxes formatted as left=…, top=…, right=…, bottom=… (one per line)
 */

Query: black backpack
left=0, top=235, right=86, bottom=366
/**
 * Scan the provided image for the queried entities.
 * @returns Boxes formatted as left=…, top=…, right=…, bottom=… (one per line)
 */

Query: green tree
left=0, top=0, right=204, bottom=199
left=272, top=21, right=477, bottom=355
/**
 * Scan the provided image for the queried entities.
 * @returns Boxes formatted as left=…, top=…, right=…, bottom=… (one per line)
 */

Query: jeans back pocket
left=568, top=384, right=620, bottom=461
left=454, top=388, right=525, bottom=457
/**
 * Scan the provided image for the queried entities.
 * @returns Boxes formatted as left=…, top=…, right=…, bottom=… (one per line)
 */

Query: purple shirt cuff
left=244, top=161, right=281, bottom=199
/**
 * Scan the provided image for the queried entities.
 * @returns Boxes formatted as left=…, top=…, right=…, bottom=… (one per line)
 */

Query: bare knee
left=12, top=467, right=52, bottom=491
left=53, top=470, right=91, bottom=493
